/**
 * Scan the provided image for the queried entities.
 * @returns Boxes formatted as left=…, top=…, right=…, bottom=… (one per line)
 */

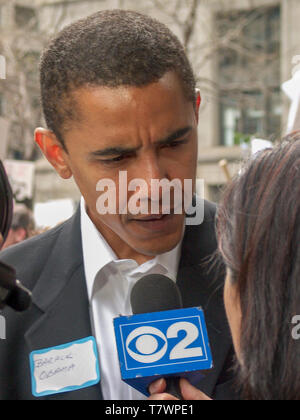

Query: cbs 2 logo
left=125, top=321, right=204, bottom=364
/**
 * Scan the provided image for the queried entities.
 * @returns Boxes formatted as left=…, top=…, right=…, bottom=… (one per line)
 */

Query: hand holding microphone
left=148, top=377, right=212, bottom=400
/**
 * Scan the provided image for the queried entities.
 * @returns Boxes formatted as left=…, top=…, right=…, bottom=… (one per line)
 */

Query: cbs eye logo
left=126, top=326, right=167, bottom=363
left=125, top=322, right=204, bottom=364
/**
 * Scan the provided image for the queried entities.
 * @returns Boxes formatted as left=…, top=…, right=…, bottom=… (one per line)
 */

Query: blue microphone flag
left=114, top=306, right=213, bottom=396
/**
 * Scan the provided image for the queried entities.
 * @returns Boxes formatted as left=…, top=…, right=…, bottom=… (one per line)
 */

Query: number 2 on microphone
left=168, top=322, right=203, bottom=360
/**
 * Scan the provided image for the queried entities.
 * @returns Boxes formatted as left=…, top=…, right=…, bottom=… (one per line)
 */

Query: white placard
left=3, top=159, right=35, bottom=201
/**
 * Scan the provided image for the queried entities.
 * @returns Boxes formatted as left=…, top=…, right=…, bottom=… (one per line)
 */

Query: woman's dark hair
left=39, top=9, right=196, bottom=148
left=216, top=134, right=300, bottom=400
left=0, top=161, right=13, bottom=244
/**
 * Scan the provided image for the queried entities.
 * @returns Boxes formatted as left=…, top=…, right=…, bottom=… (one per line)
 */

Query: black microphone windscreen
left=0, top=261, right=32, bottom=311
left=0, top=261, right=17, bottom=290
left=130, top=274, right=183, bottom=315
left=5, top=281, right=32, bottom=312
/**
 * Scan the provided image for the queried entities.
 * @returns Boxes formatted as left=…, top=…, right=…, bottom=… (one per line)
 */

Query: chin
left=134, top=231, right=183, bottom=257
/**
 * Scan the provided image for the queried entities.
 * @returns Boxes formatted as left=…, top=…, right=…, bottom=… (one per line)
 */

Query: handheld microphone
left=0, top=160, right=32, bottom=312
left=0, top=261, right=32, bottom=312
left=131, top=274, right=183, bottom=399
left=114, top=274, right=213, bottom=398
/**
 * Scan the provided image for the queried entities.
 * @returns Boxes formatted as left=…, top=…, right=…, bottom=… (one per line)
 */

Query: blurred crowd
left=1, top=203, right=44, bottom=250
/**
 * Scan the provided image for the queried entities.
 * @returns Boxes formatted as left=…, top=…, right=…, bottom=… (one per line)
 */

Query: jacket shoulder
left=0, top=219, right=70, bottom=290
left=203, top=199, right=217, bottom=220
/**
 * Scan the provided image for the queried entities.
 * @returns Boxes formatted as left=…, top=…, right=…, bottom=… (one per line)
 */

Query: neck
left=87, top=210, right=155, bottom=266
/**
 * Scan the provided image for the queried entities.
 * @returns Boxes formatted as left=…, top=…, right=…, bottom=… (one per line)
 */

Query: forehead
left=64, top=72, right=194, bottom=146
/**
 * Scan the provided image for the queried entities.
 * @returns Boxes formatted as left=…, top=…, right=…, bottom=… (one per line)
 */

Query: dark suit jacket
left=0, top=201, right=238, bottom=400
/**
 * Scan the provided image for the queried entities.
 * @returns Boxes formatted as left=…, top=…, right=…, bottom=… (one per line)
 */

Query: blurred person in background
left=149, top=134, right=300, bottom=400
left=2, top=204, right=35, bottom=250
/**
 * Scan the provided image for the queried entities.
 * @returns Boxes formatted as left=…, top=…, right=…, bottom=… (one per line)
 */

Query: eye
left=125, top=326, right=168, bottom=364
left=100, top=152, right=135, bottom=164
left=160, top=139, right=189, bottom=150
left=128, top=333, right=166, bottom=356
left=104, top=155, right=126, bottom=163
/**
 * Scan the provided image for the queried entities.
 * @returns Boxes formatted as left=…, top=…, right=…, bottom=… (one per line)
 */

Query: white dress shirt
left=80, top=198, right=184, bottom=400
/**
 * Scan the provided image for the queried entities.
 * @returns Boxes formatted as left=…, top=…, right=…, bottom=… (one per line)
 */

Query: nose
left=144, top=153, right=167, bottom=189
left=130, top=152, right=168, bottom=207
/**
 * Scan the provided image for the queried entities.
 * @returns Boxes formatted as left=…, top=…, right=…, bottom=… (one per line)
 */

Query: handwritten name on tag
left=30, top=337, right=100, bottom=397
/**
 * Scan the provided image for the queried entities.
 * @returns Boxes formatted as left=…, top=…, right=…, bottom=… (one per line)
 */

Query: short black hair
left=39, top=9, right=196, bottom=148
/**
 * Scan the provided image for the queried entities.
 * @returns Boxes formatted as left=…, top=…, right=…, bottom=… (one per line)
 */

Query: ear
left=34, top=128, right=72, bottom=179
left=195, top=89, right=201, bottom=124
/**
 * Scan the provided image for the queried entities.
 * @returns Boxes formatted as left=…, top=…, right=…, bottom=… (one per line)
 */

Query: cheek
left=224, top=279, right=234, bottom=327
left=224, top=277, right=242, bottom=358
left=69, top=161, right=111, bottom=209
left=184, top=138, right=198, bottom=178
left=167, top=141, right=198, bottom=185
left=75, top=174, right=99, bottom=210
left=91, top=208, right=123, bottom=233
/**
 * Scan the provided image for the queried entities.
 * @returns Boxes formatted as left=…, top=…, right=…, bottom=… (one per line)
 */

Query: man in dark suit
left=0, top=10, right=237, bottom=400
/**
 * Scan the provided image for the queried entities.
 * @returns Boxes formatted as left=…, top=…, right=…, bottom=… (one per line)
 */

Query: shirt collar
left=80, top=198, right=117, bottom=300
left=80, top=197, right=184, bottom=300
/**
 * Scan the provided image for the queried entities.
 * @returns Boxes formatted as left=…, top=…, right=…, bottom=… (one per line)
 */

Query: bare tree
left=149, top=0, right=281, bottom=141
left=0, top=0, right=281, bottom=161
left=0, top=1, right=68, bottom=160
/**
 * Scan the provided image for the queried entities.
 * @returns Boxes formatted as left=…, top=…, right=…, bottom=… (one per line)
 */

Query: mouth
left=127, top=205, right=182, bottom=221
left=131, top=214, right=166, bottom=222
left=128, top=213, right=180, bottom=232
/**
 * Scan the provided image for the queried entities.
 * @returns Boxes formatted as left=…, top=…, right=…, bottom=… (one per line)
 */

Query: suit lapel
left=177, top=206, right=226, bottom=334
left=24, top=208, right=102, bottom=400
left=177, top=200, right=223, bottom=311
left=176, top=202, right=232, bottom=396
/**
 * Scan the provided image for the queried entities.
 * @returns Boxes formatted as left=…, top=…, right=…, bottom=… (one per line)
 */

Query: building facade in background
left=0, top=0, right=299, bottom=205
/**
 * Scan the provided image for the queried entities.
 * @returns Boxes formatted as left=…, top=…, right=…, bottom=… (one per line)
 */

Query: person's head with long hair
left=216, top=134, right=300, bottom=400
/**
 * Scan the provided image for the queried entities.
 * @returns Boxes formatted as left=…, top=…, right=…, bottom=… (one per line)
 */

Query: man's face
left=38, top=72, right=199, bottom=260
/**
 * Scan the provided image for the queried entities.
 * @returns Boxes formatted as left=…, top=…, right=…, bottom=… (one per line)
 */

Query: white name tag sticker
left=29, top=337, right=100, bottom=397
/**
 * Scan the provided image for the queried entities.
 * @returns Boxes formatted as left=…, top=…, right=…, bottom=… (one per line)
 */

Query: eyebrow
left=155, top=126, right=193, bottom=146
left=88, top=126, right=193, bottom=159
